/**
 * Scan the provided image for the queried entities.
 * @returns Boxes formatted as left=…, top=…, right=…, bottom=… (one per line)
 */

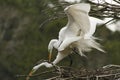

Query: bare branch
left=16, top=70, right=54, bottom=77
left=39, top=1, right=120, bottom=29
left=18, top=64, right=120, bottom=80
left=113, top=0, right=120, bottom=4
left=88, top=0, right=120, bottom=19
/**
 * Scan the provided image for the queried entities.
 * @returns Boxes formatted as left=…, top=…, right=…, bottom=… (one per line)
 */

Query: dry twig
left=17, top=64, right=120, bottom=80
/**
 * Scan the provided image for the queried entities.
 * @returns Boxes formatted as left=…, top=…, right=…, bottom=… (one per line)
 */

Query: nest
left=17, top=64, right=120, bottom=80
left=29, top=65, right=120, bottom=80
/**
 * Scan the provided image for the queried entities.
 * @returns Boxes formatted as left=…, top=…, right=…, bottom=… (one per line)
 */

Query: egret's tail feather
left=90, top=39, right=105, bottom=53
left=74, top=37, right=105, bottom=56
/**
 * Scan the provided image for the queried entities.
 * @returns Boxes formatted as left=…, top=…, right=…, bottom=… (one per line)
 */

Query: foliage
left=0, top=0, right=120, bottom=80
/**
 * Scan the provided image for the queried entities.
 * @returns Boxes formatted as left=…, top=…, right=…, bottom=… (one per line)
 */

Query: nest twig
left=44, top=64, right=120, bottom=80
left=17, top=64, right=120, bottom=80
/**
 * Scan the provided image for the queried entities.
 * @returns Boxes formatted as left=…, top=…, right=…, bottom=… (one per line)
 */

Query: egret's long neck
left=67, top=14, right=74, bottom=26
left=48, top=39, right=58, bottom=51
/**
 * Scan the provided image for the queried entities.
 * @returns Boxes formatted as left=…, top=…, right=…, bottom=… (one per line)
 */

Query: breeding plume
left=27, top=3, right=104, bottom=78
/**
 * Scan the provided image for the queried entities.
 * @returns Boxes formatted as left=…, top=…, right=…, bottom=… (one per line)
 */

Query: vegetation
left=0, top=0, right=120, bottom=80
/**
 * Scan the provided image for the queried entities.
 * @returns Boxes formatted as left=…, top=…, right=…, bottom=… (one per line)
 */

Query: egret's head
left=48, top=39, right=58, bottom=62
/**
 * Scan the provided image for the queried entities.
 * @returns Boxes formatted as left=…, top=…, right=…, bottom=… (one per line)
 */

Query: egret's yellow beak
left=26, top=69, right=35, bottom=80
left=48, top=52, right=52, bottom=62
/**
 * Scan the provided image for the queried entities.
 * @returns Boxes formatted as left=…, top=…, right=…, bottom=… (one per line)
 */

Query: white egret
left=27, top=3, right=104, bottom=79
left=48, top=3, right=104, bottom=65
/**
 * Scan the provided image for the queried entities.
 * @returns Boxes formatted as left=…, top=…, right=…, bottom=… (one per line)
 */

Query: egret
left=27, top=3, right=104, bottom=79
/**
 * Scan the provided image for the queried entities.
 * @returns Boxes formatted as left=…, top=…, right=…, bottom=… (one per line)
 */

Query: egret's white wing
left=85, top=17, right=105, bottom=39
left=84, top=17, right=97, bottom=39
left=64, top=3, right=91, bottom=36
left=58, top=36, right=82, bottom=51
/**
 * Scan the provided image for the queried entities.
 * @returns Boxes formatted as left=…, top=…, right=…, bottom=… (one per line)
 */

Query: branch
left=16, top=70, right=54, bottom=78
left=113, top=0, right=120, bottom=4
left=39, top=1, right=120, bottom=29
left=88, top=0, right=120, bottom=19
left=18, top=64, right=120, bottom=80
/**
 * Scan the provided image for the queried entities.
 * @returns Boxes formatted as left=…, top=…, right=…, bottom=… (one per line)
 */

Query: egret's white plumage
left=30, top=3, right=104, bottom=75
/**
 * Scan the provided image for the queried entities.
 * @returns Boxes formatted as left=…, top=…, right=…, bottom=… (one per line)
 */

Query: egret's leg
left=68, top=55, right=73, bottom=67
left=58, top=37, right=81, bottom=51
left=48, top=39, right=59, bottom=62
left=52, top=52, right=69, bottom=65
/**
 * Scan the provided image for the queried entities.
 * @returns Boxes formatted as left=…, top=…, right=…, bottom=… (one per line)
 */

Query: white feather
left=32, top=4, right=105, bottom=72
left=64, top=3, right=91, bottom=36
